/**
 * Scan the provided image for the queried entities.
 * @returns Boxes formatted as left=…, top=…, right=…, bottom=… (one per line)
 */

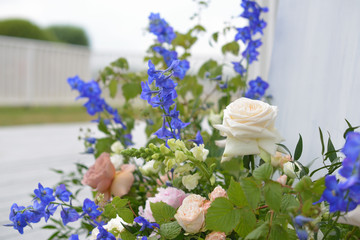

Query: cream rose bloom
left=205, top=231, right=226, bottom=240
left=174, top=194, right=206, bottom=233
left=214, top=97, right=283, bottom=161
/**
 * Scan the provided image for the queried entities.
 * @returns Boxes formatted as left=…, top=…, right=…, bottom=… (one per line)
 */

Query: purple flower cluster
left=153, top=46, right=190, bottom=80
left=244, top=76, right=269, bottom=100
left=141, top=60, right=189, bottom=140
left=67, top=76, right=126, bottom=129
left=149, top=13, right=176, bottom=44
left=315, top=132, right=360, bottom=212
left=6, top=183, right=102, bottom=235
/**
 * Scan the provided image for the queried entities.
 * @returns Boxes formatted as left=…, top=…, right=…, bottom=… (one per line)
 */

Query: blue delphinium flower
left=149, top=13, right=176, bottom=44
left=296, top=229, right=308, bottom=240
left=44, top=204, right=58, bottom=222
left=190, top=131, right=204, bottom=145
left=7, top=203, right=31, bottom=234
left=294, top=215, right=313, bottom=227
left=232, top=61, right=246, bottom=76
left=85, top=137, right=97, bottom=144
left=315, top=132, right=360, bottom=212
left=34, top=183, right=55, bottom=205
left=83, top=97, right=105, bottom=116
left=134, top=216, right=160, bottom=231
left=60, top=207, right=80, bottom=226
left=82, top=198, right=102, bottom=220
left=245, top=76, right=269, bottom=100
left=96, top=224, right=116, bottom=240
left=28, top=200, right=45, bottom=223
left=173, top=60, right=190, bottom=80
left=235, top=27, right=251, bottom=43
left=69, top=234, right=79, bottom=240
left=67, top=75, right=84, bottom=91
left=55, top=184, right=71, bottom=202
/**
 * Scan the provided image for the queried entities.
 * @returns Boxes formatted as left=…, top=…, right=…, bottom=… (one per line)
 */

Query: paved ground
left=0, top=122, right=146, bottom=239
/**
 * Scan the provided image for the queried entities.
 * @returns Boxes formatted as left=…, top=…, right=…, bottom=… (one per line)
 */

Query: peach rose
left=110, top=164, right=136, bottom=197
left=209, top=186, right=228, bottom=201
left=202, top=200, right=211, bottom=214
left=276, top=175, right=287, bottom=186
left=174, top=194, right=206, bottom=233
left=82, top=153, right=115, bottom=193
left=205, top=231, right=226, bottom=240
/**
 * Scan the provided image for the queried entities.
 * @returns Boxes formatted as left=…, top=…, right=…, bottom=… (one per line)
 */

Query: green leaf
left=326, top=135, right=337, bottom=162
left=109, top=79, right=118, bottom=98
left=120, top=230, right=136, bottom=240
left=280, top=194, right=300, bottom=213
left=234, top=207, right=256, bottom=237
left=227, top=178, right=248, bottom=207
left=240, top=178, right=261, bottom=210
left=117, top=208, right=134, bottom=223
left=245, top=222, right=269, bottom=240
left=122, top=82, right=141, bottom=101
left=319, top=127, right=325, bottom=155
left=269, top=224, right=288, bottom=240
left=159, top=221, right=182, bottom=239
left=212, top=32, right=219, bottom=43
left=112, top=196, right=128, bottom=208
left=111, top=57, right=129, bottom=70
left=98, top=119, right=110, bottom=134
left=253, top=163, right=273, bottom=181
left=95, top=137, right=114, bottom=157
left=264, top=181, right=282, bottom=212
left=197, top=59, right=218, bottom=78
left=205, top=197, right=240, bottom=233
left=343, top=119, right=360, bottom=139
left=276, top=143, right=293, bottom=158
left=221, top=42, right=240, bottom=56
left=150, top=202, right=176, bottom=224
left=294, top=134, right=303, bottom=160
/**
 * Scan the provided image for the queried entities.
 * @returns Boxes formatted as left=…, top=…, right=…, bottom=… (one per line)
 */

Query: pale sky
left=0, top=0, right=246, bottom=57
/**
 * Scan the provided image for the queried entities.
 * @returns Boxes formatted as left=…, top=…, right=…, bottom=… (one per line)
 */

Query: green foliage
left=103, top=197, right=134, bottom=223
left=45, top=25, right=89, bottom=46
left=245, top=222, right=269, bottom=240
left=294, top=134, right=303, bottom=160
left=227, top=178, right=248, bottom=207
left=205, top=197, right=241, bottom=233
left=95, top=137, right=114, bottom=157
left=221, top=41, right=240, bottom=56
left=240, top=178, right=261, bottom=210
left=235, top=207, right=256, bottom=237
left=122, top=82, right=142, bottom=101
left=253, top=163, right=273, bottom=181
left=159, top=221, right=182, bottom=239
left=264, top=181, right=282, bottom=212
left=150, top=202, right=176, bottom=224
left=0, top=19, right=57, bottom=41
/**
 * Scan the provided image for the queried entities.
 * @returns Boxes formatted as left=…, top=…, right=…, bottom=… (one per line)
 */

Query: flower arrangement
left=6, top=1, right=360, bottom=240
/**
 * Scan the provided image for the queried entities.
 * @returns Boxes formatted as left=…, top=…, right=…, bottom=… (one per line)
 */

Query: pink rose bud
left=110, top=164, right=136, bottom=197
left=205, top=231, right=226, bottom=240
left=202, top=200, right=212, bottom=214
left=82, top=153, right=115, bottom=193
left=209, top=186, right=227, bottom=202
left=174, top=194, right=206, bottom=233
left=277, top=175, right=287, bottom=186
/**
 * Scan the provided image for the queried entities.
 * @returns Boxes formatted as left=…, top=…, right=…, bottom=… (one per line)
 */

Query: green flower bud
left=160, top=144, right=171, bottom=155
left=175, top=150, right=187, bottom=163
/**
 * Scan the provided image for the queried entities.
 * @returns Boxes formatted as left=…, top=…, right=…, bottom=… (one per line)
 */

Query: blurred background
left=1, top=0, right=360, bottom=239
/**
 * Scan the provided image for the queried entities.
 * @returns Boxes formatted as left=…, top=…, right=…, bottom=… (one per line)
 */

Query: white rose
left=174, top=194, right=206, bottom=233
left=214, top=97, right=283, bottom=161
left=190, top=144, right=209, bottom=162
left=90, top=215, right=126, bottom=239
left=140, top=160, right=160, bottom=175
left=283, top=162, right=301, bottom=178
left=111, top=141, right=124, bottom=154
left=110, top=154, right=124, bottom=170
left=182, top=173, right=201, bottom=190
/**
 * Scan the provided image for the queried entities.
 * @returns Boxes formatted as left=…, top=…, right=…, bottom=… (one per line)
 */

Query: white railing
left=0, top=36, right=91, bottom=105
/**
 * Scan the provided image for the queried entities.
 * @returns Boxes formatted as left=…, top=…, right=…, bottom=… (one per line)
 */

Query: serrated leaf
left=245, top=222, right=269, bottom=240
left=120, top=230, right=136, bottom=240
left=264, top=181, right=282, bottom=212
left=197, top=59, right=218, bottom=78
left=234, top=207, right=256, bottom=237
left=122, top=82, right=141, bottom=101
left=109, top=79, right=118, bottom=98
left=159, top=221, right=182, bottom=239
left=227, top=178, right=248, bottom=207
left=240, top=178, right=261, bottom=210
left=269, top=224, right=288, bottom=240
left=112, top=197, right=128, bottom=208
left=94, top=137, right=114, bottom=158
left=117, top=208, right=134, bottom=223
left=150, top=202, right=176, bottom=224
left=205, top=197, right=240, bottom=233
left=253, top=163, right=273, bottom=181
left=221, top=42, right=240, bottom=56
left=280, top=194, right=300, bottom=213
left=294, top=134, right=303, bottom=160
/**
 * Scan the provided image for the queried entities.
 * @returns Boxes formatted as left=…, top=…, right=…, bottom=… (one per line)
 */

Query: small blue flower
left=232, top=62, right=247, bottom=76
left=82, top=198, right=102, bottom=220
left=83, top=97, right=105, bottom=116
left=342, top=132, right=360, bottom=161
left=79, top=80, right=102, bottom=99
left=248, top=77, right=269, bottom=96
left=173, top=60, right=190, bottom=80
left=28, top=200, right=45, bottom=223
left=154, top=118, right=174, bottom=140
left=96, top=224, right=116, bottom=240
left=34, top=183, right=55, bottom=205
left=85, top=137, right=97, bottom=144
left=69, top=234, right=79, bottom=240
left=190, top=131, right=204, bottom=145
left=235, top=27, right=251, bottom=43
left=60, top=207, right=80, bottom=226
left=6, top=203, right=31, bottom=234
left=294, top=215, right=313, bottom=227
left=44, top=204, right=58, bottom=222
left=296, top=229, right=308, bottom=240
left=55, top=184, right=71, bottom=202
left=68, top=76, right=84, bottom=91
left=149, top=13, right=176, bottom=44
left=134, top=216, right=160, bottom=231
left=242, top=39, right=262, bottom=64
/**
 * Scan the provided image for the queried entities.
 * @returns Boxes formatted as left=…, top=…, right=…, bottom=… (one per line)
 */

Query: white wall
left=268, top=0, right=360, bottom=173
